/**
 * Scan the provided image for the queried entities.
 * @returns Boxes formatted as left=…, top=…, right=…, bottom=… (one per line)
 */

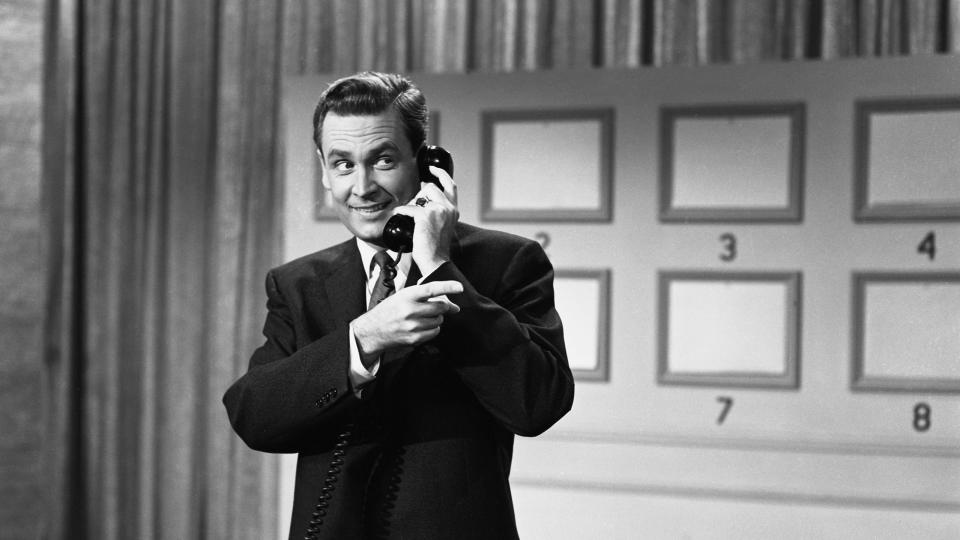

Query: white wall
left=279, top=56, right=960, bottom=539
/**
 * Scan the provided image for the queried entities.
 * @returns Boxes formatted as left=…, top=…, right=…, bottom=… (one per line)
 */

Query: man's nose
left=352, top=167, right=378, bottom=196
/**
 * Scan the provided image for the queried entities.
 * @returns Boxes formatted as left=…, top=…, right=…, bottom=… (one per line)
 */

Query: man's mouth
left=349, top=201, right=390, bottom=214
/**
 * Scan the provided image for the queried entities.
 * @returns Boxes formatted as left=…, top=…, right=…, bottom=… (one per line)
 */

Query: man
left=223, top=72, right=574, bottom=539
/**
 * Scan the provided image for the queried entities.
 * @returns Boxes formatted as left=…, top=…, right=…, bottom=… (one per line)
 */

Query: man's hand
left=352, top=280, right=464, bottom=364
left=392, top=165, right=459, bottom=276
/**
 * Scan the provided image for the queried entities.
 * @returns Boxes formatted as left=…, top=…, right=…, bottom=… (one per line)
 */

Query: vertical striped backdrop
left=281, top=0, right=960, bottom=75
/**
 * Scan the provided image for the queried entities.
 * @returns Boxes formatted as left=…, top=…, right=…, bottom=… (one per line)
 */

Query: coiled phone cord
left=304, top=425, right=353, bottom=540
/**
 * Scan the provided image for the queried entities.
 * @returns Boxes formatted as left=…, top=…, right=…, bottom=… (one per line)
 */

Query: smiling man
left=223, top=72, right=574, bottom=539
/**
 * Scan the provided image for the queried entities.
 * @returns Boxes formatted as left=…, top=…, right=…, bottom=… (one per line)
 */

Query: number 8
left=913, top=402, right=931, bottom=432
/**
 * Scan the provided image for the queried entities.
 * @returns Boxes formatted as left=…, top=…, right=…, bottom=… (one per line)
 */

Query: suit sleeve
left=427, top=240, right=574, bottom=437
left=222, top=270, right=361, bottom=453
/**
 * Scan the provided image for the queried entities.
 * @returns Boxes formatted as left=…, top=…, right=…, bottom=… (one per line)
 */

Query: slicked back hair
left=312, top=71, right=428, bottom=155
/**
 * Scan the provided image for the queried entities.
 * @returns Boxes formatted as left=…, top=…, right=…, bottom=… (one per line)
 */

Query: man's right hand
left=352, top=280, right=463, bottom=365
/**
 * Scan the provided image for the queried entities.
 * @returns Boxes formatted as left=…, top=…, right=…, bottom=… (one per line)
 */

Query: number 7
left=716, top=396, right=734, bottom=425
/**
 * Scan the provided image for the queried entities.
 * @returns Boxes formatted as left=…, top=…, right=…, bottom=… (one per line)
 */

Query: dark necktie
left=367, top=251, right=397, bottom=311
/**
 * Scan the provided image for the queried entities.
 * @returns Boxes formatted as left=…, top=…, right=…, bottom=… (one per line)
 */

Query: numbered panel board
left=285, top=61, right=960, bottom=536
left=852, top=272, right=960, bottom=393
left=657, top=271, right=801, bottom=389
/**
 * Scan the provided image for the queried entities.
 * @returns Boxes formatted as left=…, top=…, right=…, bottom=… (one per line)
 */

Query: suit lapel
left=405, top=262, right=422, bottom=287
left=322, top=241, right=366, bottom=328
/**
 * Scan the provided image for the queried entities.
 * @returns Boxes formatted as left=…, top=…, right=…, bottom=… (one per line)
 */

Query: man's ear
left=316, top=148, right=331, bottom=190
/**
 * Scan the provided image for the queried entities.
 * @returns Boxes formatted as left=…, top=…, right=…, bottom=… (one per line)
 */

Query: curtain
left=42, top=0, right=284, bottom=538
left=282, top=0, right=960, bottom=75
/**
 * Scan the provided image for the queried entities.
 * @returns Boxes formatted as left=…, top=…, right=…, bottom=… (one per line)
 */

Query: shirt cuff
left=348, top=322, right=379, bottom=397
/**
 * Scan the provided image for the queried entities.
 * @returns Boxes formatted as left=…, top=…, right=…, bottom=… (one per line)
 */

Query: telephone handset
left=381, top=145, right=454, bottom=253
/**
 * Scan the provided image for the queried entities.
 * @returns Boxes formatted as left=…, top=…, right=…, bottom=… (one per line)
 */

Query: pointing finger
left=406, top=280, right=464, bottom=301
left=427, top=295, right=460, bottom=314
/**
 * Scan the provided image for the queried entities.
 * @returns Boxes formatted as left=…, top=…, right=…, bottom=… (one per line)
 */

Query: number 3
left=719, top=233, right=736, bottom=262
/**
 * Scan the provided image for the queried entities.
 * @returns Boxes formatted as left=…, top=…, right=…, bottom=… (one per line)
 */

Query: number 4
left=918, top=231, right=935, bottom=261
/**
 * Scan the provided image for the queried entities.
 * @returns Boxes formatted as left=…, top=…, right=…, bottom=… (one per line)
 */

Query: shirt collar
left=355, top=237, right=411, bottom=279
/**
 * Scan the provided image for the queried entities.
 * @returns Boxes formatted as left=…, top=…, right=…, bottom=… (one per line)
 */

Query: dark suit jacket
left=223, top=222, right=574, bottom=539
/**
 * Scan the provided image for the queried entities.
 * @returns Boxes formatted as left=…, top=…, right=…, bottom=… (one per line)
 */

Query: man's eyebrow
left=325, top=141, right=401, bottom=161
left=325, top=148, right=351, bottom=160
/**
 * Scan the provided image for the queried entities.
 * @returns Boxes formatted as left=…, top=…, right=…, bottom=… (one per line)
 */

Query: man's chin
left=348, top=221, right=389, bottom=247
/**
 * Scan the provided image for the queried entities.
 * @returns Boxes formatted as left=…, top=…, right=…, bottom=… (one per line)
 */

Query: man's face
left=318, top=110, right=419, bottom=247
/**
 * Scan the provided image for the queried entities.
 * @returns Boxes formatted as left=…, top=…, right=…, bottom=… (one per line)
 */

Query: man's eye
left=333, top=161, right=354, bottom=173
left=374, top=156, right=395, bottom=169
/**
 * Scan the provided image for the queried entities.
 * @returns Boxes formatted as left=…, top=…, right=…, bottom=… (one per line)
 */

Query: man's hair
left=312, top=71, right=428, bottom=154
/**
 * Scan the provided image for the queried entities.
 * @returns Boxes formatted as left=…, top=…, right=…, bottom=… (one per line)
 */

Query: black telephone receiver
left=381, top=145, right=454, bottom=253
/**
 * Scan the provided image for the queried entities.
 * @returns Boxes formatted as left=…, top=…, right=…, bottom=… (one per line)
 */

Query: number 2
left=534, top=231, right=551, bottom=253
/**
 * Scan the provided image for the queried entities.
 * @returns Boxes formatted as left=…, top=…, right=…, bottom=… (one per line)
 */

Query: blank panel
left=660, top=103, right=803, bottom=222
left=481, top=109, right=613, bottom=221
left=855, top=99, right=960, bottom=221
left=868, top=110, right=960, bottom=206
left=491, top=120, right=602, bottom=210
left=553, top=269, right=610, bottom=381
left=668, top=281, right=788, bottom=374
left=658, top=272, right=800, bottom=389
left=555, top=277, right=601, bottom=371
left=672, top=116, right=792, bottom=208
left=862, top=282, right=960, bottom=379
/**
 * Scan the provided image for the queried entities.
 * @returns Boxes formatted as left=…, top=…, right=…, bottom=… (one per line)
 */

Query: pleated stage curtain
left=282, top=0, right=960, bottom=75
left=42, top=0, right=284, bottom=538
